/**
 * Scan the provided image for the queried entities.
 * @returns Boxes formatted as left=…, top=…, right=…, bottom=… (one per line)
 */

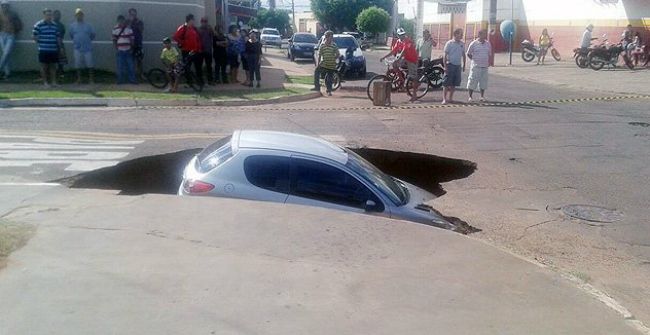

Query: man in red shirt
left=173, top=14, right=203, bottom=86
left=380, top=28, right=420, bottom=102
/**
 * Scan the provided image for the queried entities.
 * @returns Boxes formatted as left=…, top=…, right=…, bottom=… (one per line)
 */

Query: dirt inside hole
left=55, top=148, right=478, bottom=233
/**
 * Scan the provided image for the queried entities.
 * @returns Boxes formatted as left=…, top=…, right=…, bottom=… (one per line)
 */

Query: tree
left=250, top=8, right=291, bottom=35
left=311, top=0, right=393, bottom=32
left=356, top=6, right=390, bottom=35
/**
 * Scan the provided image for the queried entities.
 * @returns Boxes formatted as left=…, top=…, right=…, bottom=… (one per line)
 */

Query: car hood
left=294, top=42, right=316, bottom=48
left=396, top=179, right=457, bottom=231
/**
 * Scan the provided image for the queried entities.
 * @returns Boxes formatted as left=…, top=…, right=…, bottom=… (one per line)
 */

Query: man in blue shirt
left=69, top=8, right=95, bottom=84
left=32, top=8, right=61, bottom=87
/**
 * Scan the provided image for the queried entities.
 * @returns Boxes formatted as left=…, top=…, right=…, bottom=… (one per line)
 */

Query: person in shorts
left=442, top=28, right=466, bottom=104
left=160, top=37, right=179, bottom=93
left=68, top=8, right=95, bottom=84
left=32, top=8, right=61, bottom=87
left=380, top=28, right=420, bottom=103
left=226, top=25, right=241, bottom=83
left=466, top=29, right=491, bottom=102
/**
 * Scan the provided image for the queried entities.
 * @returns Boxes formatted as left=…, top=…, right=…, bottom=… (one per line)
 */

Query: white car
left=179, top=130, right=456, bottom=231
left=260, top=28, right=282, bottom=47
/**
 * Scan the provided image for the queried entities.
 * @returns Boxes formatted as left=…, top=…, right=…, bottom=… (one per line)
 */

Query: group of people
left=580, top=23, right=647, bottom=66
left=376, top=27, right=491, bottom=104
left=165, top=17, right=263, bottom=92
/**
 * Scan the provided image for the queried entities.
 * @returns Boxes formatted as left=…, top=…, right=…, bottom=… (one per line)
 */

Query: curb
left=0, top=92, right=321, bottom=108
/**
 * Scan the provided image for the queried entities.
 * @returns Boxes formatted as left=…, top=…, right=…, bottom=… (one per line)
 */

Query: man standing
left=213, top=25, right=228, bottom=84
left=112, top=15, right=136, bottom=84
left=441, top=28, right=465, bottom=105
left=52, top=10, right=67, bottom=79
left=0, top=0, right=22, bottom=80
left=69, top=8, right=95, bottom=84
left=32, top=8, right=61, bottom=87
left=127, top=8, right=144, bottom=80
left=198, top=17, right=214, bottom=85
left=380, top=28, right=420, bottom=103
left=466, top=29, right=491, bottom=102
left=173, top=14, right=203, bottom=86
left=311, top=30, right=339, bottom=96
left=416, top=29, right=436, bottom=61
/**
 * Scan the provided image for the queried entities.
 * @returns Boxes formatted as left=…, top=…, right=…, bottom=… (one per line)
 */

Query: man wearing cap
left=380, top=28, right=420, bottom=103
left=69, top=8, right=95, bottom=84
left=198, top=17, right=214, bottom=85
left=0, top=0, right=23, bottom=80
left=33, top=8, right=62, bottom=87
left=580, top=24, right=596, bottom=53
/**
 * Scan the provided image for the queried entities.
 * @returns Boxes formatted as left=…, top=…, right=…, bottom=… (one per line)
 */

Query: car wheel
left=359, top=66, right=367, bottom=78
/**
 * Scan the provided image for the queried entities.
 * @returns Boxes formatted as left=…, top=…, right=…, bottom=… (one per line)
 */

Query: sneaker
left=480, top=97, right=486, bottom=102
left=441, top=100, right=447, bottom=105
left=468, top=97, right=473, bottom=102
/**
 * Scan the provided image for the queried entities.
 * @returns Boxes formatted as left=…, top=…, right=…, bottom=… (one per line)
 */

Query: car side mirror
left=365, top=200, right=378, bottom=212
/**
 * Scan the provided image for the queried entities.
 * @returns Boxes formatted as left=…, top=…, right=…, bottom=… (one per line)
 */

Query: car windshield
left=333, top=36, right=358, bottom=49
left=294, top=34, right=317, bottom=43
left=262, top=29, right=279, bottom=36
left=344, top=149, right=408, bottom=205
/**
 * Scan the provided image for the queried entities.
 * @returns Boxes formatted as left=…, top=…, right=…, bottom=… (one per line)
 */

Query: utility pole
left=416, top=0, right=424, bottom=39
left=291, top=0, right=296, bottom=33
left=269, top=0, right=275, bottom=10
left=390, top=0, right=399, bottom=33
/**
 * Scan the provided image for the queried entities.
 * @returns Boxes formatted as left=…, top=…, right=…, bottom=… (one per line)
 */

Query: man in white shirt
left=466, top=29, right=491, bottom=102
left=580, top=24, right=595, bottom=51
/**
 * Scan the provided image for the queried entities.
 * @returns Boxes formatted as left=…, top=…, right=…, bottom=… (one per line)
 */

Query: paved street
left=1, top=50, right=649, bottom=331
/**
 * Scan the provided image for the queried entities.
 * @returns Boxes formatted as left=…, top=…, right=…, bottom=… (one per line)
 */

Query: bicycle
left=147, top=53, right=204, bottom=92
left=366, top=57, right=438, bottom=102
left=316, top=56, right=346, bottom=92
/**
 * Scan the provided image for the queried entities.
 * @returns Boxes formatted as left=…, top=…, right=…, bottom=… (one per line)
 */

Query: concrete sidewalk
left=0, top=185, right=642, bottom=334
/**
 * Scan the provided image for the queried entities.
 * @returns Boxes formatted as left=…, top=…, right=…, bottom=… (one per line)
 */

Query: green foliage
left=400, top=18, right=415, bottom=38
left=311, top=0, right=393, bottom=32
left=356, top=6, right=390, bottom=35
left=252, top=8, right=292, bottom=35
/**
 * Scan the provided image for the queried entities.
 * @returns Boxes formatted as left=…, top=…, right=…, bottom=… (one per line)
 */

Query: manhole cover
left=561, top=204, right=623, bottom=223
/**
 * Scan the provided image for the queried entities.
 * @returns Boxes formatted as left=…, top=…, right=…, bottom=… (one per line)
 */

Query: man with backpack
left=173, top=14, right=203, bottom=86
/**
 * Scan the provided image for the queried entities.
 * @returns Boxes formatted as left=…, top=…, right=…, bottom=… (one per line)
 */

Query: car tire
left=359, top=66, right=367, bottom=78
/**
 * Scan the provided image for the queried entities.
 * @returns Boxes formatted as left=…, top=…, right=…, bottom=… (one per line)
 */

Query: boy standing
left=442, top=28, right=465, bottom=104
left=160, top=37, right=179, bottom=93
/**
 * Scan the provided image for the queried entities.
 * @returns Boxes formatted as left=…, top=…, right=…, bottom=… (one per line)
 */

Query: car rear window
left=244, top=155, right=290, bottom=194
left=197, top=135, right=233, bottom=173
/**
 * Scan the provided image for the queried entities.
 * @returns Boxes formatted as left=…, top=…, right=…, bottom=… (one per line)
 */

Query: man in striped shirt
left=112, top=15, right=136, bottom=84
left=32, top=8, right=61, bottom=87
left=312, top=30, right=339, bottom=96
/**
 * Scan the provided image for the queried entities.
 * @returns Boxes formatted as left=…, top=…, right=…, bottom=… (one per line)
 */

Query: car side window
left=244, top=155, right=290, bottom=194
left=290, top=158, right=384, bottom=211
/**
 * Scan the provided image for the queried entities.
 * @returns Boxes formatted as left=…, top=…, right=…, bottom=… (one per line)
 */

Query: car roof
left=234, top=130, right=348, bottom=164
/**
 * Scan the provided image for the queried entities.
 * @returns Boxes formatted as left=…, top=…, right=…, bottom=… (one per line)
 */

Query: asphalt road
left=1, top=60, right=650, bottom=324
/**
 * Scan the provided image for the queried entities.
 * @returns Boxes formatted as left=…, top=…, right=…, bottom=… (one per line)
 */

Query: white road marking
left=0, top=136, right=143, bottom=172
left=0, top=182, right=60, bottom=186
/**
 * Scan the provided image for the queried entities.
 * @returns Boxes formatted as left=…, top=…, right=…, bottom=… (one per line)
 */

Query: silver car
left=179, top=130, right=456, bottom=231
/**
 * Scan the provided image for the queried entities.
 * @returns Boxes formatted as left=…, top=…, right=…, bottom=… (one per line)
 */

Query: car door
left=286, top=156, right=385, bottom=215
left=241, top=154, right=290, bottom=203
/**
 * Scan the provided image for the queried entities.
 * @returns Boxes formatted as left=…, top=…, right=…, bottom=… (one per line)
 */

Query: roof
left=234, top=130, right=348, bottom=164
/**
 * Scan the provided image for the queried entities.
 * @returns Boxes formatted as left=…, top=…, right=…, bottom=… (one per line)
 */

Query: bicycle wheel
left=551, top=48, right=561, bottom=61
left=366, top=74, right=390, bottom=101
left=406, top=77, right=429, bottom=99
left=147, top=68, right=169, bottom=89
left=329, top=72, right=341, bottom=91
left=185, top=71, right=203, bottom=92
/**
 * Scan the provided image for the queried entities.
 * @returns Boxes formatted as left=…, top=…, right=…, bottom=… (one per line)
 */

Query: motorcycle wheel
left=521, top=51, right=535, bottom=62
left=588, top=56, right=605, bottom=71
left=366, top=74, right=390, bottom=101
left=551, top=49, right=561, bottom=61
left=427, top=67, right=445, bottom=89
left=575, top=55, right=588, bottom=68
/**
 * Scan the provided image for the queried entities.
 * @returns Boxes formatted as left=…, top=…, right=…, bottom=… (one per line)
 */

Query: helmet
left=396, top=28, right=406, bottom=36
left=162, top=37, right=171, bottom=44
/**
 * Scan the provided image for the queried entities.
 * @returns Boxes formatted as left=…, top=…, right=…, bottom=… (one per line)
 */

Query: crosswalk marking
left=0, top=136, right=143, bottom=172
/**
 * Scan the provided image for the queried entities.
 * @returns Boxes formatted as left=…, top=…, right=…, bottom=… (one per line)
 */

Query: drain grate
left=560, top=204, right=623, bottom=224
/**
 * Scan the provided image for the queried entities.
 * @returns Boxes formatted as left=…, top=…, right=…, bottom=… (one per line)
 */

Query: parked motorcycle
left=521, top=37, right=561, bottom=62
left=573, top=46, right=592, bottom=68
left=420, top=57, right=445, bottom=89
left=587, top=37, right=634, bottom=70
left=630, top=44, right=649, bottom=68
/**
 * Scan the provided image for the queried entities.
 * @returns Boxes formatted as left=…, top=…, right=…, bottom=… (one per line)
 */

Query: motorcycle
left=420, top=57, right=445, bottom=89
left=521, top=36, right=561, bottom=62
left=573, top=46, right=593, bottom=68
left=587, top=37, right=634, bottom=70
left=630, top=44, right=649, bottom=68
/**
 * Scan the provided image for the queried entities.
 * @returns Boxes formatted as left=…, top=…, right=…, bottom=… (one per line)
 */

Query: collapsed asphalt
left=55, top=148, right=479, bottom=233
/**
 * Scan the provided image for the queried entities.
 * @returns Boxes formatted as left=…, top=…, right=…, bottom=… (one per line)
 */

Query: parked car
left=287, top=32, right=318, bottom=61
left=260, top=28, right=282, bottom=47
left=314, top=34, right=367, bottom=77
left=343, top=31, right=371, bottom=50
left=179, top=130, right=456, bottom=231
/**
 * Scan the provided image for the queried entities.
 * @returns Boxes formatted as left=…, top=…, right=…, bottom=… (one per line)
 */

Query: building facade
left=420, top=0, right=650, bottom=55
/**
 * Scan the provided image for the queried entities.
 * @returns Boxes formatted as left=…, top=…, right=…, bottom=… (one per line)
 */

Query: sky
left=263, top=0, right=417, bottom=19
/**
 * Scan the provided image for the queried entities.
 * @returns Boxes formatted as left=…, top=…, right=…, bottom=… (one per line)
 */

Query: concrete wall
left=8, top=0, right=207, bottom=72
